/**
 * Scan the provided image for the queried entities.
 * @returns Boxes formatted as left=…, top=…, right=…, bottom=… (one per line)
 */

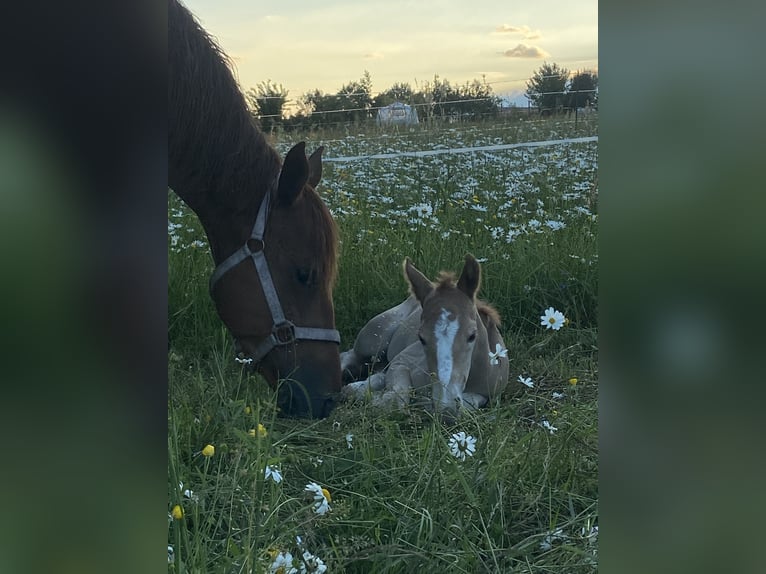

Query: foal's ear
left=457, top=253, right=481, bottom=300
left=307, top=146, right=324, bottom=189
left=404, top=257, right=434, bottom=303
left=277, top=142, right=309, bottom=206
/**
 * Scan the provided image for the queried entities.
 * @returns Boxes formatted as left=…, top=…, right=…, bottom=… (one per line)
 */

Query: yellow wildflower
left=568, top=378, right=578, bottom=386
left=248, top=423, right=268, bottom=438
left=244, top=406, right=251, bottom=415
left=171, top=505, right=183, bottom=520
left=202, top=444, right=215, bottom=457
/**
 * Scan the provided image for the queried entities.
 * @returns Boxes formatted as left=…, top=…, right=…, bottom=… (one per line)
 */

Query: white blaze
left=434, top=308, right=458, bottom=383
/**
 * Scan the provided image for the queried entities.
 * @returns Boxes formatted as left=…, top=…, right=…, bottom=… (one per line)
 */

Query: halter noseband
left=208, top=185, right=341, bottom=363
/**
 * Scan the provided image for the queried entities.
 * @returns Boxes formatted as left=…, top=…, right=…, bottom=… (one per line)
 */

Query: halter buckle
left=272, top=321, right=297, bottom=346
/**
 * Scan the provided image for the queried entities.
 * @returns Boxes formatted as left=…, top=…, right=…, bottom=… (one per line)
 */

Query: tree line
left=247, top=63, right=597, bottom=131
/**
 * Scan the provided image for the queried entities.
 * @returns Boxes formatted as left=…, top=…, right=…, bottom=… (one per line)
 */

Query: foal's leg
left=374, top=364, right=413, bottom=411
left=341, top=372, right=387, bottom=400
left=341, top=297, right=420, bottom=383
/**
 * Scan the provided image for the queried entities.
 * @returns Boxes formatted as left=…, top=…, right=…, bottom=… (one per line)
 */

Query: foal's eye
left=467, top=332, right=477, bottom=343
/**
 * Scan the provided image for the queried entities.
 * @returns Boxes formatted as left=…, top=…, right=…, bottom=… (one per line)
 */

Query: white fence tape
left=323, top=135, right=598, bottom=163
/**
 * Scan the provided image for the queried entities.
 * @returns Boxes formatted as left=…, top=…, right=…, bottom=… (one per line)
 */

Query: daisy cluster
left=287, top=126, right=598, bottom=249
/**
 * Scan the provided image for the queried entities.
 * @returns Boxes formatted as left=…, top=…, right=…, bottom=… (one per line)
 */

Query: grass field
left=168, top=115, right=598, bottom=573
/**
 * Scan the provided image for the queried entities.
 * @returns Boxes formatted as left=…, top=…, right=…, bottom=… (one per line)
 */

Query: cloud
left=495, top=24, right=542, bottom=40
left=502, top=44, right=549, bottom=59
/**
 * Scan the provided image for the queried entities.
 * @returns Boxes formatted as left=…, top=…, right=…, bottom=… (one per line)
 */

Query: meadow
left=168, top=115, right=598, bottom=573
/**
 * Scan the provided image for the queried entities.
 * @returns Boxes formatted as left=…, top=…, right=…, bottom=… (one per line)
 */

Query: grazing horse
left=342, top=255, right=509, bottom=415
left=169, top=0, right=341, bottom=418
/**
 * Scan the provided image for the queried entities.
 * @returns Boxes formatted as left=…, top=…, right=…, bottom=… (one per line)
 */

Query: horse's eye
left=296, top=268, right=315, bottom=286
left=418, top=334, right=426, bottom=345
left=467, top=332, right=477, bottom=343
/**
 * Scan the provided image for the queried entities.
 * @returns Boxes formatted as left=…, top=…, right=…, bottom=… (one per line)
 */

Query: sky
left=181, top=0, right=598, bottom=112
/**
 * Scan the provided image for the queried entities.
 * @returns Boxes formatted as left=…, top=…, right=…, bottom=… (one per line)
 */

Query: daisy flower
left=168, top=545, right=174, bottom=564
left=201, top=444, right=215, bottom=457
left=265, top=465, right=283, bottom=484
left=541, top=420, right=558, bottom=434
left=269, top=551, right=299, bottom=574
left=234, top=356, right=253, bottom=365
left=540, top=527, right=567, bottom=551
left=552, top=392, right=566, bottom=400
left=488, top=343, right=508, bottom=365
left=178, top=482, right=198, bottom=502
left=301, top=550, right=328, bottom=574
left=540, top=307, right=566, bottom=330
left=346, top=433, right=354, bottom=449
left=518, top=375, right=534, bottom=388
left=448, top=431, right=477, bottom=461
left=304, top=482, right=332, bottom=515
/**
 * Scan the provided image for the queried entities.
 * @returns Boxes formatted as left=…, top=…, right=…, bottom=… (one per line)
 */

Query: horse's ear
left=277, top=142, right=309, bottom=206
left=404, top=257, right=434, bottom=303
left=457, top=254, right=481, bottom=300
left=307, top=146, right=324, bottom=189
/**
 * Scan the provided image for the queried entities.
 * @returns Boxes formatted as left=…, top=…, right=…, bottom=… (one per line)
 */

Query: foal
left=342, top=255, right=509, bottom=414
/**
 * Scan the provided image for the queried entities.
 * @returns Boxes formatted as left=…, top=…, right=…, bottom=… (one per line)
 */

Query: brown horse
left=169, top=0, right=341, bottom=417
left=342, top=255, right=509, bottom=415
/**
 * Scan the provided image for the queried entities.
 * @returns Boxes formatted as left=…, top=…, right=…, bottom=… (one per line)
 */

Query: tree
left=246, top=80, right=288, bottom=132
left=525, top=62, right=569, bottom=114
left=373, top=82, right=414, bottom=108
left=457, top=76, right=501, bottom=119
left=567, top=70, right=598, bottom=110
left=336, top=70, right=373, bottom=123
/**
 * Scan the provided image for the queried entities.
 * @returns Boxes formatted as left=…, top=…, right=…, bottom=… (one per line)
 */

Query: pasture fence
left=322, top=135, right=599, bottom=163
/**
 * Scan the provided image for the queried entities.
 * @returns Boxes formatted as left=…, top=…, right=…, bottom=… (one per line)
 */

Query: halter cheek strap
left=209, top=188, right=340, bottom=363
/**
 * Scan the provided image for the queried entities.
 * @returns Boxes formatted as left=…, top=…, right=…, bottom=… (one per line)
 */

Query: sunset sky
left=180, top=0, right=598, bottom=111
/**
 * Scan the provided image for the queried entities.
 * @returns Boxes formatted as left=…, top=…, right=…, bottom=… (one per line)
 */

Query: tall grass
left=168, top=116, right=598, bottom=573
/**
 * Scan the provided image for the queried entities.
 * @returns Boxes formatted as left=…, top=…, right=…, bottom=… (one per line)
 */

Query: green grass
left=168, top=116, right=598, bottom=573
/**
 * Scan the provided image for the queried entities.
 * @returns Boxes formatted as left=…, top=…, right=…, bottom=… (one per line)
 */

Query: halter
left=208, top=184, right=341, bottom=364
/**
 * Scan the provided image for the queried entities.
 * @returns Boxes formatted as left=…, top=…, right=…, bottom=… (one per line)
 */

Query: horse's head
left=210, top=143, right=341, bottom=418
left=404, top=254, right=484, bottom=415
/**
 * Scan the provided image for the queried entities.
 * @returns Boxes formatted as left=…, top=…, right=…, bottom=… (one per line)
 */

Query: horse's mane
left=169, top=0, right=280, bottom=209
left=169, top=1, right=337, bottom=285
left=434, top=271, right=501, bottom=326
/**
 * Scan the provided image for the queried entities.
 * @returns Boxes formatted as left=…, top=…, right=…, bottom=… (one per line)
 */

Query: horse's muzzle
left=276, top=379, right=337, bottom=419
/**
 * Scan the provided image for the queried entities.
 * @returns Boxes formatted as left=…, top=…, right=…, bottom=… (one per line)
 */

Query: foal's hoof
left=341, top=381, right=366, bottom=401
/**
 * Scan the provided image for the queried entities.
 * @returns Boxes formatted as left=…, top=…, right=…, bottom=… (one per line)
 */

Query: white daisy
left=168, top=545, right=174, bottom=564
left=269, top=551, right=299, bottom=574
left=518, top=375, right=534, bottom=388
left=301, top=550, right=328, bottom=574
left=346, top=433, right=354, bottom=449
left=541, top=420, right=558, bottom=434
left=552, top=391, right=566, bottom=400
left=304, top=482, right=332, bottom=515
left=234, top=355, right=253, bottom=365
left=265, top=465, right=283, bottom=484
left=178, top=481, right=198, bottom=502
left=488, top=343, right=508, bottom=365
left=540, top=527, right=567, bottom=551
left=448, top=431, right=477, bottom=461
left=540, top=307, right=566, bottom=330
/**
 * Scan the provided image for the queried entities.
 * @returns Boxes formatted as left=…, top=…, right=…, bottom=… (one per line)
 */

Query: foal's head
left=404, top=254, right=483, bottom=414
left=210, top=143, right=341, bottom=418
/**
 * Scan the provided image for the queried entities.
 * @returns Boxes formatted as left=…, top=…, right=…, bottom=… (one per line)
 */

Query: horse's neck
left=169, top=0, right=281, bottom=263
